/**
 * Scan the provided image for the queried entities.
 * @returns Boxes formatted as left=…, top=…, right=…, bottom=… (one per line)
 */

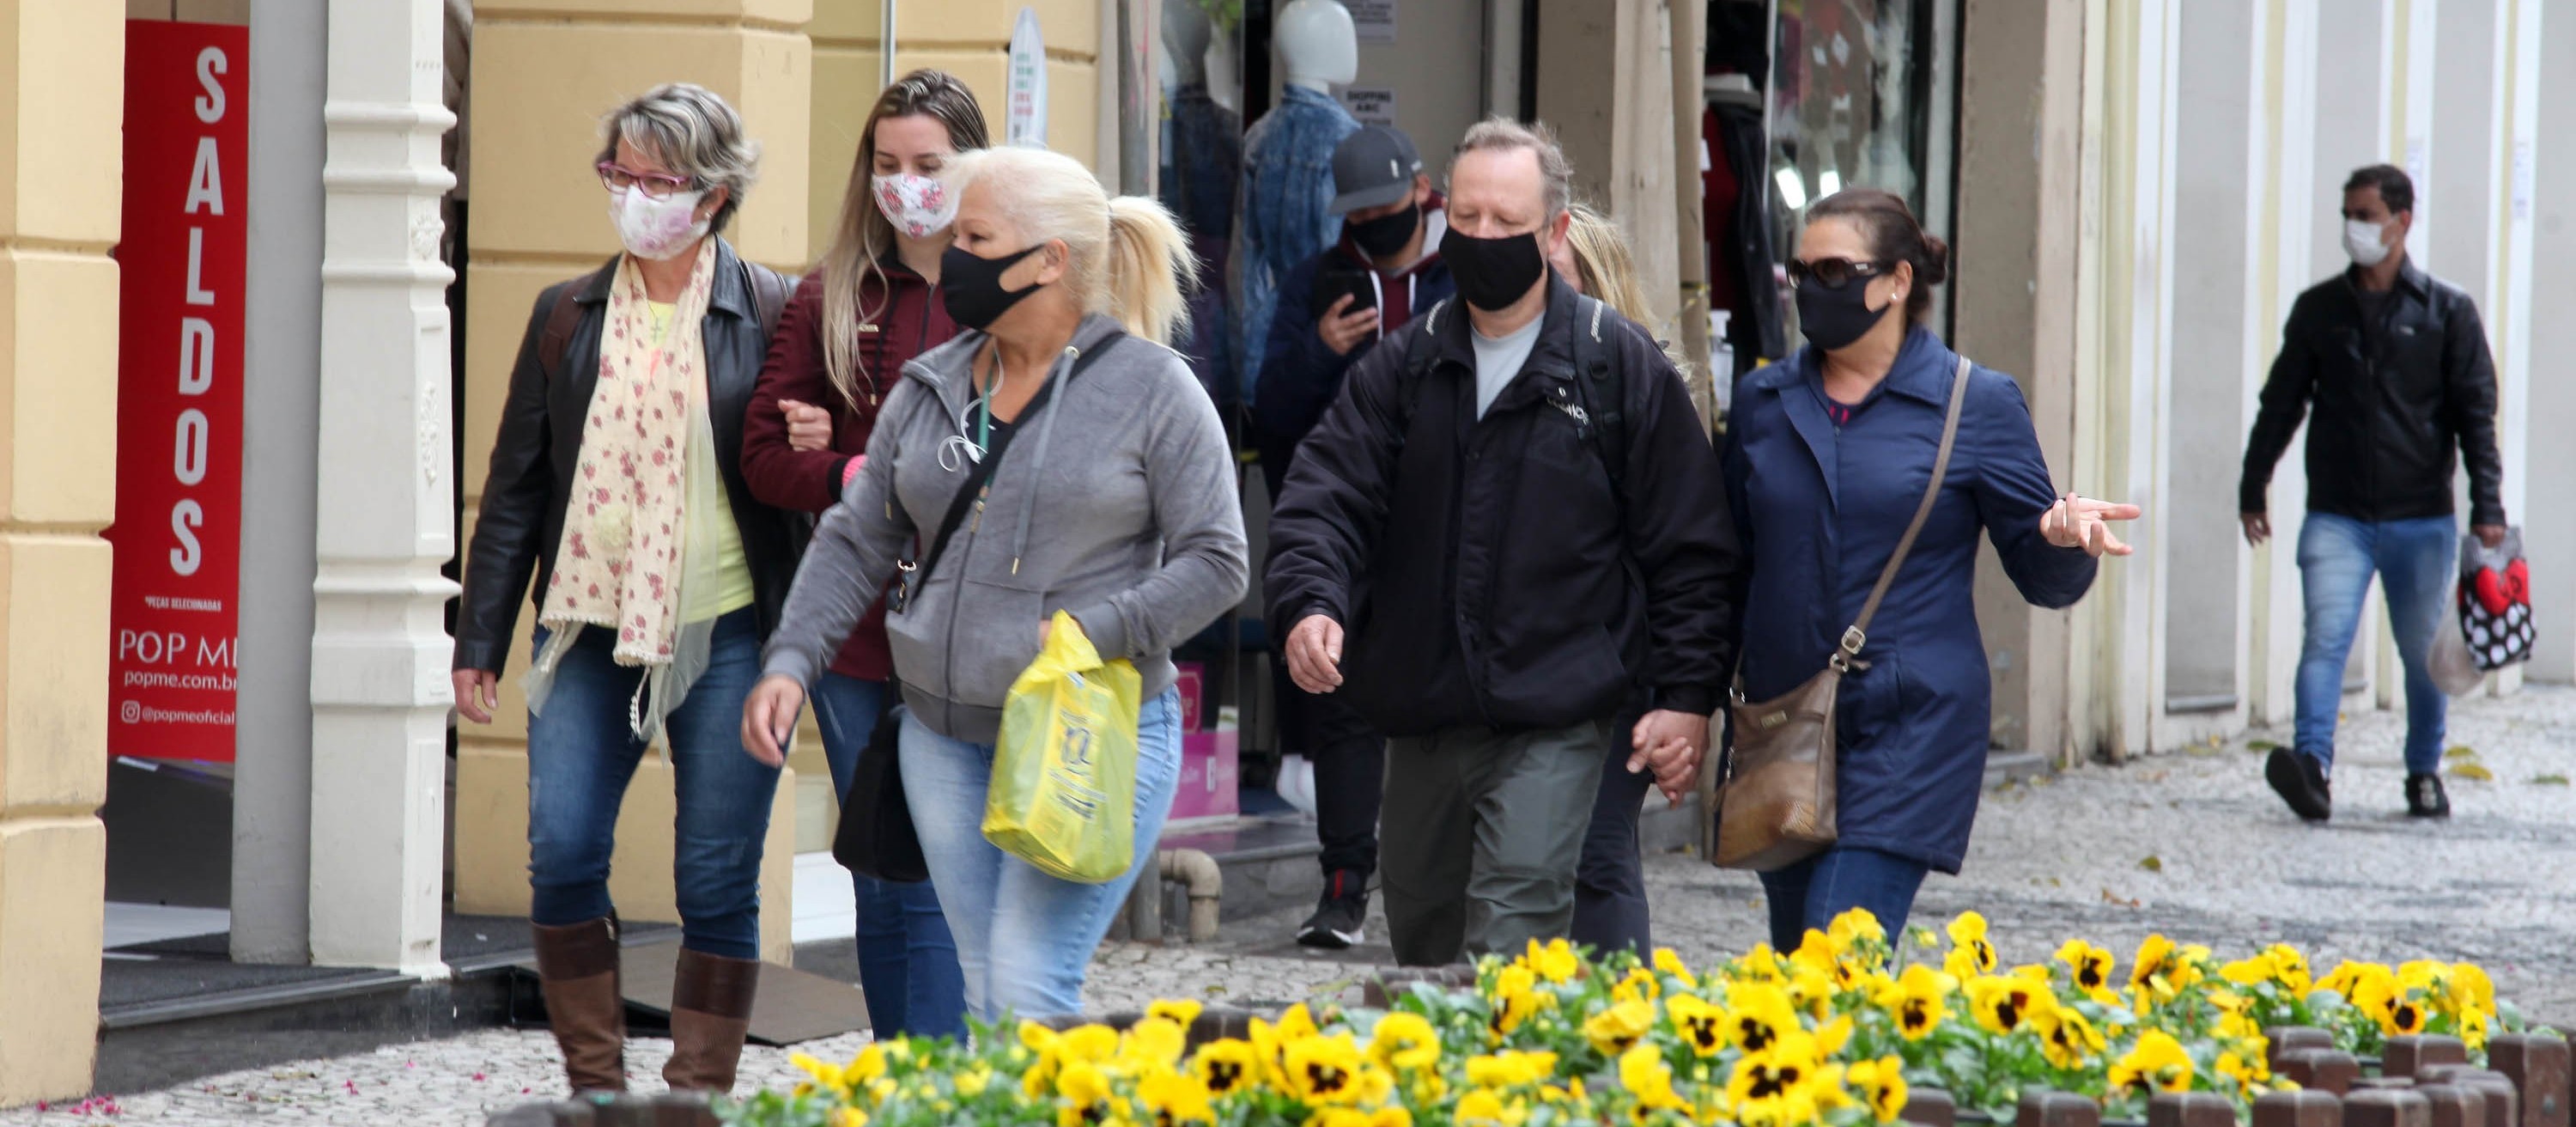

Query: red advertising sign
left=104, top=21, right=249, bottom=761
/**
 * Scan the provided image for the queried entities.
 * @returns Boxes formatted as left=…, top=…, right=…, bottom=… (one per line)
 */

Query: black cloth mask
left=1795, top=279, right=1892, bottom=352
left=940, top=243, right=1046, bottom=331
left=1442, top=228, right=1548, bottom=312
left=1346, top=202, right=1420, bottom=260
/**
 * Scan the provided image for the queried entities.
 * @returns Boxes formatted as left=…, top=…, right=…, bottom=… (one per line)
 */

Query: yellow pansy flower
left=1369, top=1011, right=1442, bottom=1073
left=2110, top=1030, right=2195, bottom=1094
left=1831, top=907, right=1888, bottom=950
left=1137, top=1070, right=1215, bottom=1127
left=1284, top=1033, right=1371, bottom=1106
left=1619, top=1044, right=1691, bottom=1112
left=1613, top=966, right=1663, bottom=1006
left=2028, top=1006, right=2105, bottom=1070
left=1148, top=999, right=1205, bottom=1029
left=1489, top=964, right=1549, bottom=1038
left=954, top=1063, right=995, bottom=1098
left=1724, top=982, right=1803, bottom=1054
left=1874, top=965, right=1952, bottom=1040
left=833, top=1109, right=870, bottom=1127
left=1968, top=975, right=2056, bottom=1035
left=1527, top=938, right=1583, bottom=985
left=1726, top=1035, right=1833, bottom=1127
left=1584, top=997, right=1657, bottom=1057
left=1190, top=1039, right=1261, bottom=1095
left=1456, top=1088, right=1528, bottom=1127
left=1847, top=1056, right=1909, bottom=1124
left=1653, top=947, right=1701, bottom=988
left=1667, top=992, right=1728, bottom=1057
left=2055, top=941, right=2119, bottom=1004
left=1464, top=1051, right=1558, bottom=1090
left=1945, top=911, right=2000, bottom=978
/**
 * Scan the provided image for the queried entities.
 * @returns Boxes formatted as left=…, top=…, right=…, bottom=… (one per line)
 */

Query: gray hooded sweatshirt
left=762, top=314, right=1249, bottom=742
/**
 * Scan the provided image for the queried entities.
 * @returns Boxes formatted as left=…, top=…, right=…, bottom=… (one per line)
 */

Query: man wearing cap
left=1251, top=124, right=1454, bottom=950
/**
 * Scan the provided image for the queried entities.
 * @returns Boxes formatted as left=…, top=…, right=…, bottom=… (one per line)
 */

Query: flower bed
left=716, top=910, right=2551, bottom=1127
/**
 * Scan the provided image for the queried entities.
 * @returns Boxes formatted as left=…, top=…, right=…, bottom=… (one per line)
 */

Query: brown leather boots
left=663, top=947, right=762, bottom=1093
left=532, top=919, right=762, bottom=1096
left=532, top=916, right=628, bottom=1093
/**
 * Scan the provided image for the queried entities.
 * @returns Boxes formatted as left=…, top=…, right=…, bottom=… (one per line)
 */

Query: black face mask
left=1346, top=202, right=1420, bottom=260
left=1795, top=280, right=1892, bottom=352
left=939, top=243, right=1046, bottom=331
left=1443, top=228, right=1548, bottom=312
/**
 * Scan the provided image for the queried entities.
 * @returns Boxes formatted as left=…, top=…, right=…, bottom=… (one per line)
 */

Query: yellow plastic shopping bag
left=985, top=611, right=1142, bottom=883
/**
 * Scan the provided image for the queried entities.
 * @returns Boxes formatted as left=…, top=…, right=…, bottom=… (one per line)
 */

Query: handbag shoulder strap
left=904, top=332, right=1131, bottom=598
left=1835, top=354, right=1974, bottom=667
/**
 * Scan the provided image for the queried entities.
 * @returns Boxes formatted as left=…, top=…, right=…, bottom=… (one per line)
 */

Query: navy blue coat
left=1722, top=327, right=2098, bottom=873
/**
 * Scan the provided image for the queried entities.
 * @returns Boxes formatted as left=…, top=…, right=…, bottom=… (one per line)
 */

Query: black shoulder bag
left=832, top=332, right=1129, bottom=882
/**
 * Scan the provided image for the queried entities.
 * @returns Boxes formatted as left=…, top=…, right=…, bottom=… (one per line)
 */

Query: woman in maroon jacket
left=740, top=69, right=986, bottom=1040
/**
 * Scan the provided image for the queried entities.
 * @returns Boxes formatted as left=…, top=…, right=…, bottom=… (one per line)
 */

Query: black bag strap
left=902, top=332, right=1132, bottom=602
left=1564, top=294, right=1628, bottom=509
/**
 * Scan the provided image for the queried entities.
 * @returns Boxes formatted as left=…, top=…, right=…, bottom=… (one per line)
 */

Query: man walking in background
left=1251, top=125, right=1453, bottom=950
left=2241, top=164, right=2506, bottom=823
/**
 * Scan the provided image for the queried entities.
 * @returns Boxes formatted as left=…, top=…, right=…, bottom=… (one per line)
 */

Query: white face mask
left=2343, top=219, right=2393, bottom=268
left=873, top=174, right=957, bottom=240
left=609, top=186, right=712, bottom=261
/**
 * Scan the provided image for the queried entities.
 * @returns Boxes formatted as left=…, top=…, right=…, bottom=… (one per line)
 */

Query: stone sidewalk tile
left=7, top=686, right=2569, bottom=1124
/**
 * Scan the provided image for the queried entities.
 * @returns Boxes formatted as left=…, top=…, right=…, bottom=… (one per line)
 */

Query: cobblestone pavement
left=9, top=687, right=2571, bottom=1124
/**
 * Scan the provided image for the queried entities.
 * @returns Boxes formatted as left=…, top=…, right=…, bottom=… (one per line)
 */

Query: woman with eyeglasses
left=452, top=83, right=796, bottom=1096
left=738, top=69, right=984, bottom=1041
left=1722, top=189, right=2138, bottom=947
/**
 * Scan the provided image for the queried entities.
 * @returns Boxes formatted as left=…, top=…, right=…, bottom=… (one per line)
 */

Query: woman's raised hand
left=2040, top=493, right=2142, bottom=557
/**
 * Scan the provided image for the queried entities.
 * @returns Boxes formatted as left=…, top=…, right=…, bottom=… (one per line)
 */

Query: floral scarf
left=539, top=241, right=716, bottom=675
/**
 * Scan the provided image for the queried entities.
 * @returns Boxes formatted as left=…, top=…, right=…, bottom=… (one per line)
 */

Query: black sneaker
left=2406, top=772, right=2452, bottom=819
left=2265, top=748, right=2333, bottom=822
left=1297, top=869, right=1369, bottom=949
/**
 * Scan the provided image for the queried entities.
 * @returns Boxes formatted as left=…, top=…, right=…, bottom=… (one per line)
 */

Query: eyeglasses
left=597, top=162, right=696, bottom=200
left=1787, top=257, right=1893, bottom=292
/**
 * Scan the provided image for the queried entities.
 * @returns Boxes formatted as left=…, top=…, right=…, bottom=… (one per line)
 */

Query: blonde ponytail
left=1103, top=196, right=1198, bottom=344
left=945, top=146, right=1200, bottom=344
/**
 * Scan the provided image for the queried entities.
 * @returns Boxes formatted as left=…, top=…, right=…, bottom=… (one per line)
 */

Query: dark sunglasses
left=1788, top=257, right=1893, bottom=292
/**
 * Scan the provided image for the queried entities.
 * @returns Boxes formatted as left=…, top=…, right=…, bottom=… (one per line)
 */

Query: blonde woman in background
left=744, top=146, right=1248, bottom=1020
left=1543, top=200, right=1699, bottom=958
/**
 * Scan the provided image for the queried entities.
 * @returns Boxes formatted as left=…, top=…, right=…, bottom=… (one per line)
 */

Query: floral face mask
left=873, top=174, right=957, bottom=240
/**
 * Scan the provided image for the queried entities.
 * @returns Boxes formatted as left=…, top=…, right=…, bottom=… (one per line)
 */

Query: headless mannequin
left=1230, top=0, right=1361, bottom=396
left=1163, top=0, right=1210, bottom=85
left=1274, top=0, right=1358, bottom=90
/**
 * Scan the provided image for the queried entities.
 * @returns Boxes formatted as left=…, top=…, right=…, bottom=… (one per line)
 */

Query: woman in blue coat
left=1723, top=189, right=2138, bottom=947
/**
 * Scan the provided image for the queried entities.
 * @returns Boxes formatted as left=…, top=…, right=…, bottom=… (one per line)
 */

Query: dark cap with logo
left=1329, top=125, right=1424, bottom=215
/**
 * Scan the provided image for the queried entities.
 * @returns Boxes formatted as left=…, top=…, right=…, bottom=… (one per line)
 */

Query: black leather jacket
left=454, top=241, right=801, bottom=675
left=2240, top=259, right=2506, bottom=527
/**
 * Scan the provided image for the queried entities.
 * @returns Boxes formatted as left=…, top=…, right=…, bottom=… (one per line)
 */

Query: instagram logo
left=120, top=701, right=142, bottom=724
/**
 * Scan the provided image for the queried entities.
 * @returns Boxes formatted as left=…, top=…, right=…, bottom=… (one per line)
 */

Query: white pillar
left=2521, top=1, right=2575, bottom=683
left=308, top=0, right=460, bottom=975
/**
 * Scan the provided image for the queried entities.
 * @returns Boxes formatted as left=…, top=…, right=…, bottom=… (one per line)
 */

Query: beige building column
left=456, top=0, right=814, bottom=966
left=1953, top=0, right=2090, bottom=763
left=0, top=2, right=122, bottom=1105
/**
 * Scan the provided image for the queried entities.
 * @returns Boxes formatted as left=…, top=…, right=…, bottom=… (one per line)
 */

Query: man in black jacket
left=2241, top=163, right=2508, bottom=824
left=1250, top=126, right=1455, bottom=951
left=1266, top=118, right=1741, bottom=966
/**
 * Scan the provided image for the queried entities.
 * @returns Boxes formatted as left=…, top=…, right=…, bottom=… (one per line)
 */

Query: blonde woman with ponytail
left=745, top=144, right=1245, bottom=1021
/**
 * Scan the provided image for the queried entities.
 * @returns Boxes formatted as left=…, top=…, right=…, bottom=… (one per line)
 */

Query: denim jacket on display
left=1230, top=84, right=1358, bottom=401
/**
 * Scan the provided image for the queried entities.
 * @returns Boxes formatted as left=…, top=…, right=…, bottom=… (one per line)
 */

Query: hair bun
left=1918, top=235, right=1952, bottom=286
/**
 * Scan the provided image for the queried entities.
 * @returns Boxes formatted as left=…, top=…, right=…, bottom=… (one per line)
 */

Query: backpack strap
left=1565, top=294, right=1628, bottom=509
left=536, top=281, right=589, bottom=383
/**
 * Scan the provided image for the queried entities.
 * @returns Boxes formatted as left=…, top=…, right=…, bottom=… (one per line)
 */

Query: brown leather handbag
left=1707, top=356, right=1972, bottom=871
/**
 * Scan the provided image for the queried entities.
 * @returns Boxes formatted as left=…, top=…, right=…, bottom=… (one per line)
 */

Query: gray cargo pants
left=1379, top=718, right=1610, bottom=966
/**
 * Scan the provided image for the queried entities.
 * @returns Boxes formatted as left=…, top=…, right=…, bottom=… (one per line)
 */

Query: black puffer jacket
left=1265, top=276, right=1742, bottom=736
left=2240, top=259, right=2506, bottom=527
left=454, top=241, right=801, bottom=676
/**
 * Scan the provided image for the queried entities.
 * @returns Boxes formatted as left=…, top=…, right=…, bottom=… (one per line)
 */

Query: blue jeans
left=1756, top=846, right=1932, bottom=952
left=2295, top=513, right=2456, bottom=775
left=526, top=609, right=779, bottom=960
left=901, top=687, right=1184, bottom=1021
left=811, top=674, right=968, bottom=1040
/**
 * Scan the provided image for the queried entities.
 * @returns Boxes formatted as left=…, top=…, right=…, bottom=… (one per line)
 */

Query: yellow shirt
left=652, top=301, right=756, bottom=622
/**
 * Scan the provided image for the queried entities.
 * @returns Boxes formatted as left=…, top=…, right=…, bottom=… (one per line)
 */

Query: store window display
left=1229, top=0, right=1361, bottom=401
left=1161, top=0, right=1247, bottom=407
left=1760, top=0, right=1940, bottom=344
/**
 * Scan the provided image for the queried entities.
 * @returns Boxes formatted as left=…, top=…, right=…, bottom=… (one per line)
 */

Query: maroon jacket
left=742, top=259, right=960, bottom=682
